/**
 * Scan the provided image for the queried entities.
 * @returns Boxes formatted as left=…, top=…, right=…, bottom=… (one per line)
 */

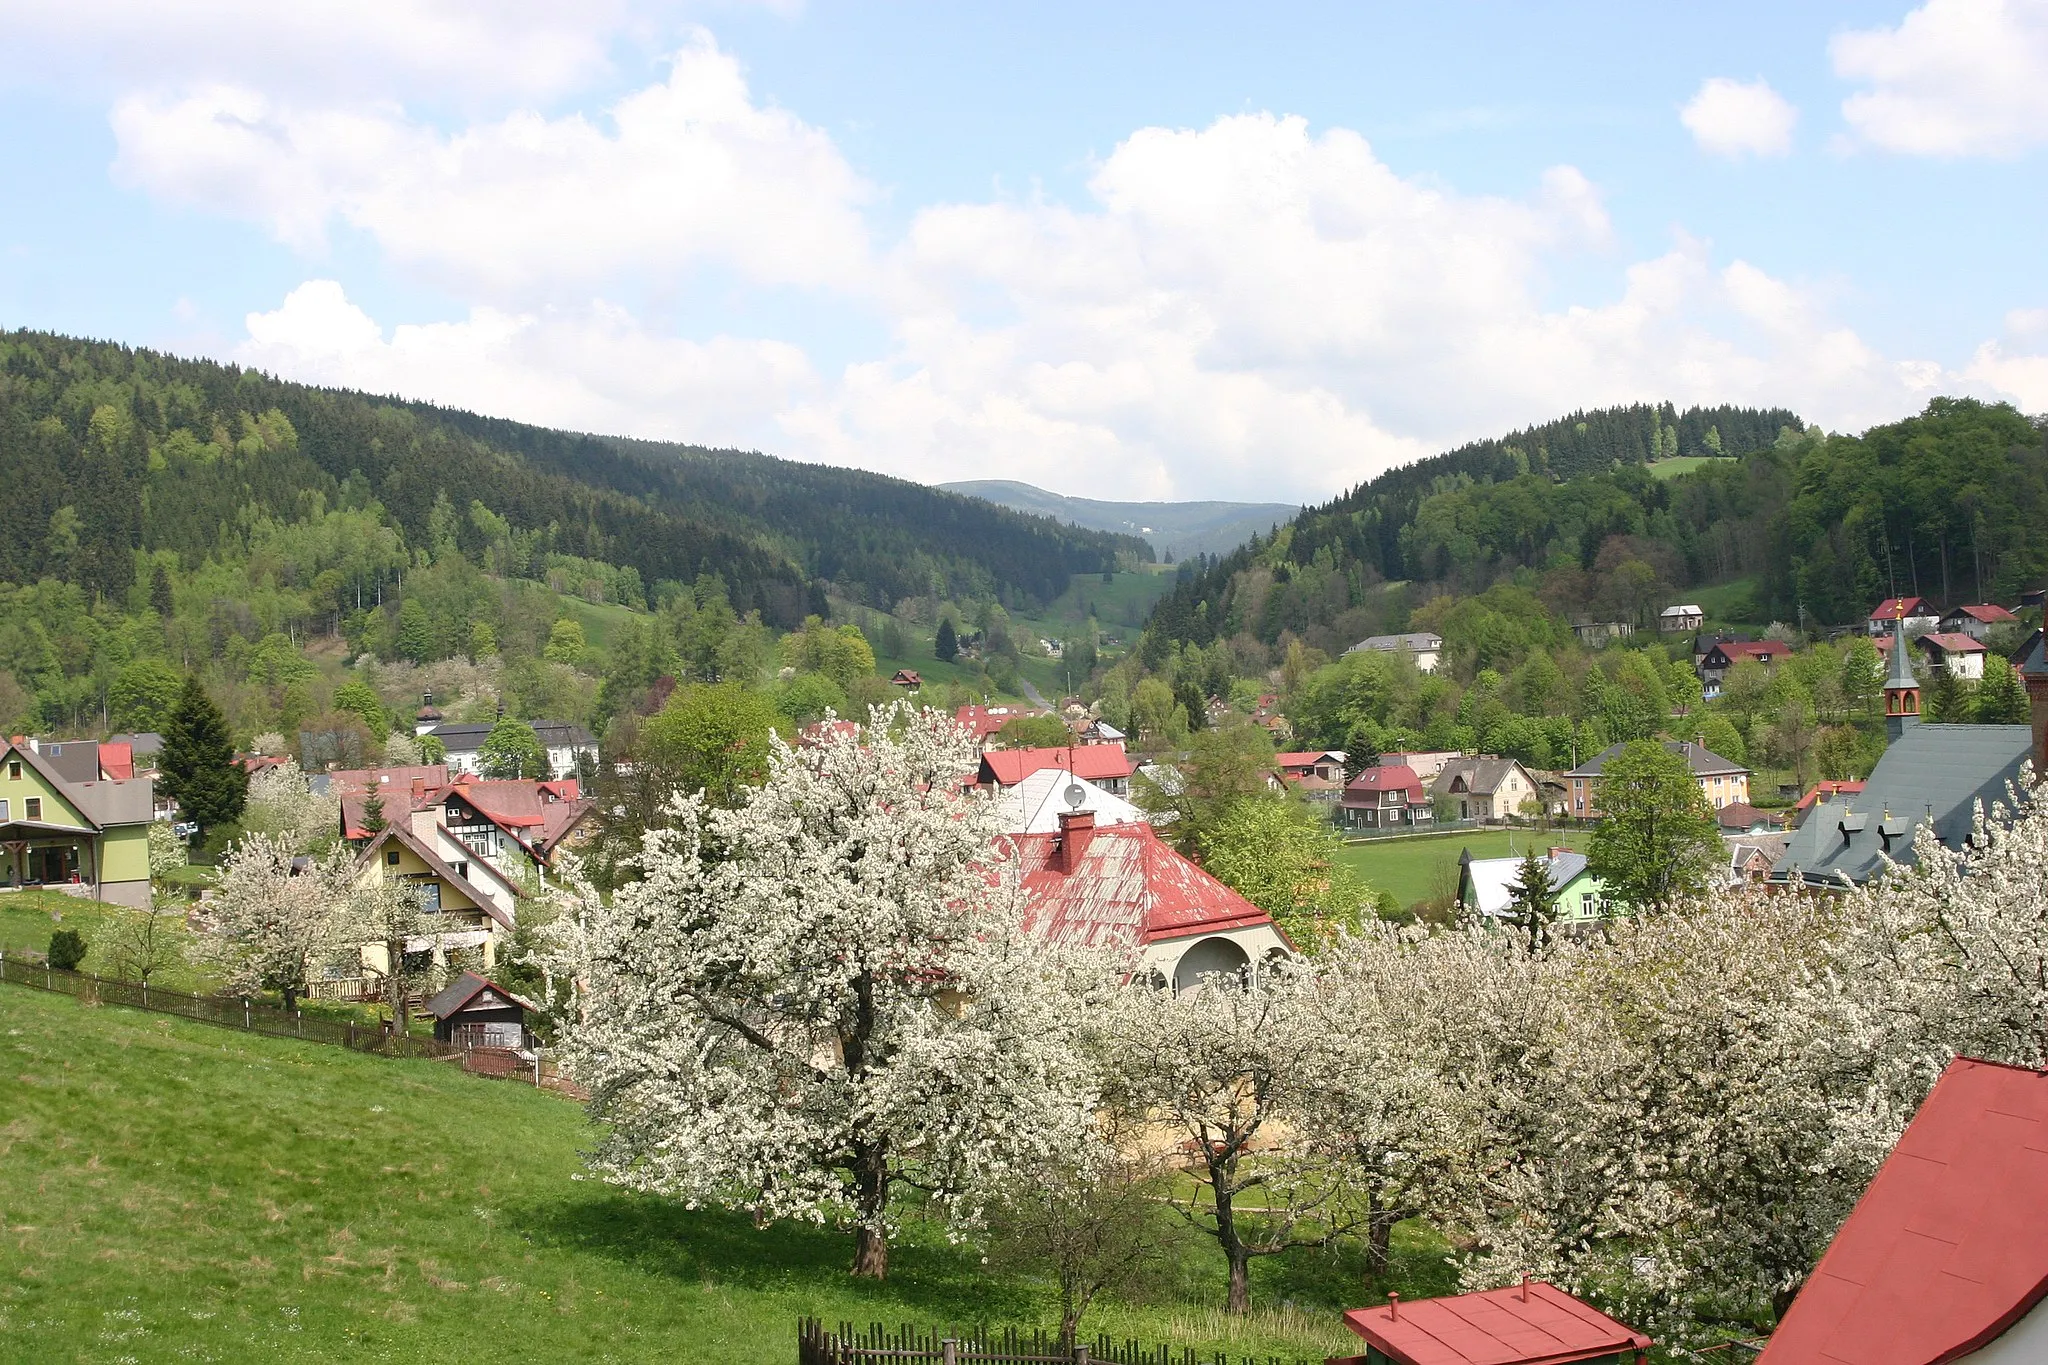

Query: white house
left=1658, top=604, right=1705, bottom=632
left=1342, top=632, right=1443, bottom=674
left=1916, top=631, right=1988, bottom=680
left=430, top=720, right=598, bottom=778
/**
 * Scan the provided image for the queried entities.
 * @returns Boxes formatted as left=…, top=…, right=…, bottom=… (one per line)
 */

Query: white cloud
left=1679, top=77, right=1799, bottom=158
left=1833, top=0, right=2048, bottom=156
left=110, top=35, right=872, bottom=299
left=239, top=280, right=818, bottom=447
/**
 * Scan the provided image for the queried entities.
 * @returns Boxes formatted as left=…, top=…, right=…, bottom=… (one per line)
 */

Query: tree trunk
left=849, top=1140, right=890, bottom=1280
left=1366, top=1207, right=1400, bottom=1285
left=1225, top=1244, right=1251, bottom=1316
left=1208, top=1170, right=1252, bottom=1315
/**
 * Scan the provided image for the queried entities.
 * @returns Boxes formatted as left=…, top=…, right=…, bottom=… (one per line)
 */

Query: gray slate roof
left=429, top=720, right=597, bottom=753
left=1566, top=739, right=1747, bottom=779
left=1769, top=722, right=2032, bottom=888
left=1344, top=632, right=1443, bottom=656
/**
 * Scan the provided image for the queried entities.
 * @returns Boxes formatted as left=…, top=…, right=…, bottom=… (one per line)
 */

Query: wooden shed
left=421, top=972, right=535, bottom=1049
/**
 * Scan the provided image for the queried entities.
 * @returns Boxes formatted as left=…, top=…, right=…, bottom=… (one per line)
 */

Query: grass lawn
left=1693, top=577, right=1765, bottom=626
left=1646, top=455, right=1736, bottom=482
left=0, top=985, right=1429, bottom=1363
left=0, top=889, right=217, bottom=995
left=1335, top=829, right=1591, bottom=909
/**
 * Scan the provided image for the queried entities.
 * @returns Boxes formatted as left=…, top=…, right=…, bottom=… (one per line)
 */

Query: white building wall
left=1964, top=1293, right=2048, bottom=1363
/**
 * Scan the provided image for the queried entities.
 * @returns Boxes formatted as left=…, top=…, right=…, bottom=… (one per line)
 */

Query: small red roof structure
left=1717, top=639, right=1794, bottom=664
left=1335, top=1281, right=1650, bottom=1365
left=1793, top=780, right=1866, bottom=815
left=1758, top=1057, right=2048, bottom=1365
left=1000, top=816, right=1275, bottom=950
left=890, top=669, right=923, bottom=688
left=1948, top=603, right=2018, bottom=625
left=1274, top=750, right=1343, bottom=770
left=976, top=745, right=1134, bottom=789
left=97, top=741, right=134, bottom=781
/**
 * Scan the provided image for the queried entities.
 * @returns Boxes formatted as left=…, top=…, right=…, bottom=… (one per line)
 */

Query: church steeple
left=1884, top=604, right=1920, bottom=741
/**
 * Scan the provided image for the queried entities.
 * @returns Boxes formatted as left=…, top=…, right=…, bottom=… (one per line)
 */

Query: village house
left=1570, top=620, right=1635, bottom=648
left=1458, top=847, right=1611, bottom=925
left=1716, top=801, right=1774, bottom=836
left=333, top=767, right=594, bottom=884
left=1938, top=602, right=2019, bottom=641
left=991, top=770, right=1144, bottom=835
left=974, top=743, right=1135, bottom=796
left=349, top=820, right=521, bottom=977
left=1342, top=632, right=1444, bottom=673
left=428, top=718, right=598, bottom=778
left=1079, top=717, right=1126, bottom=746
left=1338, top=764, right=1433, bottom=831
left=1379, top=750, right=1461, bottom=783
left=1917, top=631, right=1988, bottom=679
left=1431, top=755, right=1541, bottom=824
left=1757, top=1056, right=2048, bottom=1365
left=1658, top=603, right=1705, bottom=633
left=954, top=703, right=1049, bottom=752
left=1868, top=595, right=1940, bottom=636
left=1271, top=750, right=1346, bottom=804
left=1565, top=740, right=1750, bottom=818
left=1727, top=835, right=1788, bottom=884
left=0, top=737, right=154, bottom=909
left=1002, top=811, right=1292, bottom=991
left=888, top=669, right=922, bottom=689
left=1696, top=638, right=1793, bottom=696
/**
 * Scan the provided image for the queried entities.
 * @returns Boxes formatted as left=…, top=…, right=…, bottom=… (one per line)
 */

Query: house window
left=454, top=861, right=469, bottom=880
left=385, top=849, right=401, bottom=866
left=24, top=798, right=40, bottom=821
left=0, top=798, right=7, bottom=819
left=7, top=761, right=17, bottom=780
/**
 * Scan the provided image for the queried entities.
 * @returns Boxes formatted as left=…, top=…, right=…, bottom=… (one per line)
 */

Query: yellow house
left=350, top=823, right=523, bottom=975
left=1564, top=739, right=1750, bottom=819
left=0, top=738, right=154, bottom=908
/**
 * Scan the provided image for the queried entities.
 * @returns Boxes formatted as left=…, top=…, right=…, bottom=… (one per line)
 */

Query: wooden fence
left=0, top=950, right=576, bottom=1093
left=795, top=1320, right=1326, bottom=1365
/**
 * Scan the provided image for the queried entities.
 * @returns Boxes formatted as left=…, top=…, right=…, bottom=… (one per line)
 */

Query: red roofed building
left=1870, top=597, right=1941, bottom=637
left=337, top=768, right=594, bottom=876
left=1339, top=764, right=1433, bottom=831
left=1333, top=1279, right=1649, bottom=1365
left=976, top=744, right=1134, bottom=795
left=1940, top=604, right=2019, bottom=642
left=96, top=741, right=134, bottom=781
left=1699, top=639, right=1795, bottom=695
left=1759, top=1057, right=2048, bottom=1365
left=1273, top=750, right=1346, bottom=804
left=955, top=703, right=1050, bottom=752
left=1917, top=631, right=1989, bottom=680
left=1001, top=812, right=1290, bottom=990
left=1790, top=779, right=1866, bottom=828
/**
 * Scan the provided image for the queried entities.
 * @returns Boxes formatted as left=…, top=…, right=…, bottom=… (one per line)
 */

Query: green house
left=0, top=738, right=155, bottom=908
left=1457, top=847, right=1615, bottom=925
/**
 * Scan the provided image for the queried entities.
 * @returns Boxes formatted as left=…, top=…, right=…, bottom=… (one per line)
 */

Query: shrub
left=47, top=929, right=88, bottom=972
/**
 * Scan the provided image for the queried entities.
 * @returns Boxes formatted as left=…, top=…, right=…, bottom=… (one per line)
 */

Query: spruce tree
left=935, top=618, right=959, bottom=663
left=361, top=794, right=386, bottom=833
left=160, top=676, right=247, bottom=834
left=149, top=562, right=174, bottom=619
left=1506, top=846, right=1559, bottom=953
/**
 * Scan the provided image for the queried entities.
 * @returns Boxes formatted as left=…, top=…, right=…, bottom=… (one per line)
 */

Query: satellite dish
left=1064, top=781, right=1087, bottom=810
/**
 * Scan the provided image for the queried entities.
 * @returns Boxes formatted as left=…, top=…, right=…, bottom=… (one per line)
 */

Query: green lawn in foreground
left=0, top=986, right=1423, bottom=1363
left=1335, top=829, right=1590, bottom=909
left=0, top=889, right=217, bottom=995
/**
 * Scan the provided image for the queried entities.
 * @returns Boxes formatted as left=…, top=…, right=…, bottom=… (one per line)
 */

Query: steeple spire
left=1884, top=602, right=1920, bottom=741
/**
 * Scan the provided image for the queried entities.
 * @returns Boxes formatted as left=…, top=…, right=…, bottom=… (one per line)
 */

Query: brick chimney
left=1055, top=809, right=1096, bottom=875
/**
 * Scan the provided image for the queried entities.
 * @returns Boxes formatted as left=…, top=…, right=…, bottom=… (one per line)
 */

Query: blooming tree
left=1103, top=964, right=1360, bottom=1314
left=240, top=757, right=340, bottom=853
left=199, top=833, right=351, bottom=1009
left=545, top=703, right=1104, bottom=1279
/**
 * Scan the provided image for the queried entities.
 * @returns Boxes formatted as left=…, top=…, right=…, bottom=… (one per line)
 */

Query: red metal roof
left=955, top=704, right=1049, bottom=741
left=1341, top=1281, right=1650, bottom=1365
left=1793, top=780, right=1865, bottom=814
left=1872, top=596, right=1936, bottom=618
left=1275, top=751, right=1342, bottom=769
left=1717, top=640, right=1793, bottom=661
left=1949, top=603, right=2018, bottom=624
left=1342, top=764, right=1425, bottom=804
left=1917, top=631, right=1987, bottom=654
left=98, top=742, right=134, bottom=781
left=1759, top=1057, right=2048, bottom=1365
left=978, top=745, right=1134, bottom=787
left=1000, top=823, right=1273, bottom=950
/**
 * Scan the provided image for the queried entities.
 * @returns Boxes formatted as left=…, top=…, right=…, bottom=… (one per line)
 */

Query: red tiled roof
left=978, top=745, right=1134, bottom=787
left=1871, top=596, right=1935, bottom=618
left=1758, top=1057, right=2048, bottom=1365
left=98, top=742, right=133, bottom=781
left=1341, top=1280, right=1650, bottom=1365
left=1275, top=751, right=1342, bottom=769
left=1718, top=640, right=1792, bottom=661
left=955, top=704, right=1048, bottom=741
left=1342, top=764, right=1424, bottom=805
left=1001, top=823, right=1273, bottom=950
left=1949, top=603, right=2018, bottom=624
left=338, top=770, right=591, bottom=854
left=1918, top=631, right=1987, bottom=654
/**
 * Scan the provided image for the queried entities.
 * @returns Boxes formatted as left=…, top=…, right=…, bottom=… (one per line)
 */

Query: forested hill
left=0, top=331, right=1146, bottom=624
left=1139, top=398, right=2048, bottom=665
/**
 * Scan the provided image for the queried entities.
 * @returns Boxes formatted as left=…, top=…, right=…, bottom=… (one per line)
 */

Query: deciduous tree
left=1586, top=740, right=1719, bottom=908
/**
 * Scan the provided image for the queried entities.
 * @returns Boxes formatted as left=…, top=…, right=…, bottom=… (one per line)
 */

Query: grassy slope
left=1336, top=830, right=1590, bottom=908
left=0, top=890, right=215, bottom=995
left=0, top=986, right=1434, bottom=1363
left=1646, top=455, right=1736, bottom=481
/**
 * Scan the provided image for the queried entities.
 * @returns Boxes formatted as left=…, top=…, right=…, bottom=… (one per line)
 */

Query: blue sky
left=2, top=0, right=2044, bottom=501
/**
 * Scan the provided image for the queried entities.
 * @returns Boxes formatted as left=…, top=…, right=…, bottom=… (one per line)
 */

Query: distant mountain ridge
left=940, top=480, right=1298, bottom=561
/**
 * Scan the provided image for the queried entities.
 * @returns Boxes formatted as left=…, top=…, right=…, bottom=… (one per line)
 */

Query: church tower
left=1884, top=607, right=1920, bottom=742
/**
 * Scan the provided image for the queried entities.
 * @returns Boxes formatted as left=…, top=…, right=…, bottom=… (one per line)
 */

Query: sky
left=1, top=0, right=2045, bottom=504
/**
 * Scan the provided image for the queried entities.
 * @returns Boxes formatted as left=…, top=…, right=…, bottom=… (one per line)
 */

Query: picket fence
left=795, top=1319, right=1326, bottom=1365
